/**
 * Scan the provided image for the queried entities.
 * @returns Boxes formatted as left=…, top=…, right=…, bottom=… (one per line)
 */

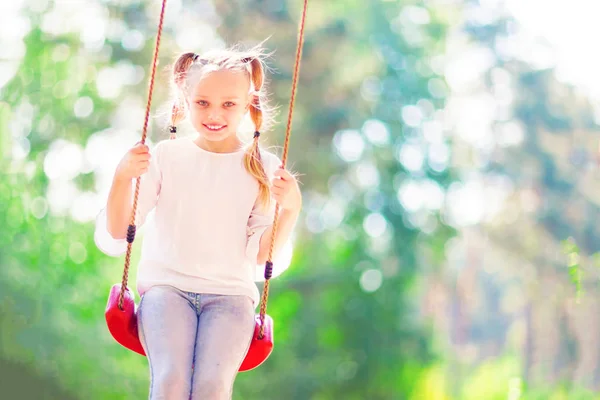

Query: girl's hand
left=271, top=167, right=302, bottom=213
left=115, top=142, right=151, bottom=182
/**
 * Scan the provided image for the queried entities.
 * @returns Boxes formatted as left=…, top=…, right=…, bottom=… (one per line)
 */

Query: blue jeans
left=137, top=285, right=256, bottom=400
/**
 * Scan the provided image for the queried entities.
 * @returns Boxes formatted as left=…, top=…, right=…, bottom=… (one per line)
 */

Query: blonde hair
left=169, top=45, right=274, bottom=210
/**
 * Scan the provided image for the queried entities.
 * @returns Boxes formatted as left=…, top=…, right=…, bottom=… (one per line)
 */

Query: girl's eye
left=223, top=101, right=235, bottom=107
left=197, top=100, right=208, bottom=106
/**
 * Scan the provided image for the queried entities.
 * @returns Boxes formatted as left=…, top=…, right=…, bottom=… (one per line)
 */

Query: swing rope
left=118, top=0, right=168, bottom=310
left=258, top=0, right=309, bottom=338
left=117, top=0, right=309, bottom=343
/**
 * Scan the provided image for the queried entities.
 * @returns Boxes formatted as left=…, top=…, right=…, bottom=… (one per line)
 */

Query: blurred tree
left=232, top=1, right=458, bottom=399
left=425, top=0, right=600, bottom=395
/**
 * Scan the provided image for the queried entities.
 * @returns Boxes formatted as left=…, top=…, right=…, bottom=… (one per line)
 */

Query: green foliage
left=563, top=237, right=583, bottom=301
left=4, top=0, right=598, bottom=399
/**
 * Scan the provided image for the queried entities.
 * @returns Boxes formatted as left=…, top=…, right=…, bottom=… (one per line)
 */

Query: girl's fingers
left=133, top=152, right=151, bottom=162
left=273, top=168, right=292, bottom=180
left=272, top=179, right=286, bottom=189
left=133, top=143, right=149, bottom=153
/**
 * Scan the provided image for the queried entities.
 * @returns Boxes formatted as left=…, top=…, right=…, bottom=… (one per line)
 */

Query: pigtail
left=243, top=57, right=271, bottom=211
left=169, top=52, right=198, bottom=138
left=168, top=103, right=183, bottom=139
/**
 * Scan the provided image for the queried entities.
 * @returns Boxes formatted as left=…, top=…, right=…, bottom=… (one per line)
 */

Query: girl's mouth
left=203, top=124, right=227, bottom=132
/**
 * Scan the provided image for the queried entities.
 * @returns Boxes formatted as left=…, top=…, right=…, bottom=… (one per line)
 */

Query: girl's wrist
left=113, top=173, right=132, bottom=186
left=280, top=206, right=301, bottom=219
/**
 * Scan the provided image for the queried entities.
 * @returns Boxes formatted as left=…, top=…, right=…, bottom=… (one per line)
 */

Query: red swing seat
left=105, top=283, right=274, bottom=371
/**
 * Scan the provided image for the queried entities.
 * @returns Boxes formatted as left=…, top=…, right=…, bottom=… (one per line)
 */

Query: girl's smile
left=202, top=123, right=227, bottom=132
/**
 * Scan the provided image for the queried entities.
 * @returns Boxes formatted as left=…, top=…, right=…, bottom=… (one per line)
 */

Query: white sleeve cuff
left=94, top=208, right=127, bottom=257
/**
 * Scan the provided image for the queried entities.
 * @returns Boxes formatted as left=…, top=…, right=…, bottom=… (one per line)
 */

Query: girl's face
left=187, top=69, right=251, bottom=148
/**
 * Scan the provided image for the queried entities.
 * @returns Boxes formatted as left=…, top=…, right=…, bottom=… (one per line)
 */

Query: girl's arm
left=106, top=176, right=134, bottom=239
left=256, top=166, right=302, bottom=265
left=257, top=208, right=300, bottom=265
left=105, top=142, right=152, bottom=239
left=95, top=143, right=161, bottom=256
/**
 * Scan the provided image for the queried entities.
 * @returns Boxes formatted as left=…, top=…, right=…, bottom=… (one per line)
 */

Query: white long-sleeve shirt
left=94, top=136, right=293, bottom=307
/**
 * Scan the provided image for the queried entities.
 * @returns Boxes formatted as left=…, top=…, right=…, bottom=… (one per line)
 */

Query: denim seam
left=189, top=292, right=200, bottom=399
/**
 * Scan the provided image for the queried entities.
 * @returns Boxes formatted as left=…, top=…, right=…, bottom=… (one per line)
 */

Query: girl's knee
left=152, top=368, right=191, bottom=399
left=192, top=375, right=230, bottom=399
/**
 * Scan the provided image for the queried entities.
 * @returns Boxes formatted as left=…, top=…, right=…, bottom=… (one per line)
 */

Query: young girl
left=94, top=45, right=302, bottom=399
